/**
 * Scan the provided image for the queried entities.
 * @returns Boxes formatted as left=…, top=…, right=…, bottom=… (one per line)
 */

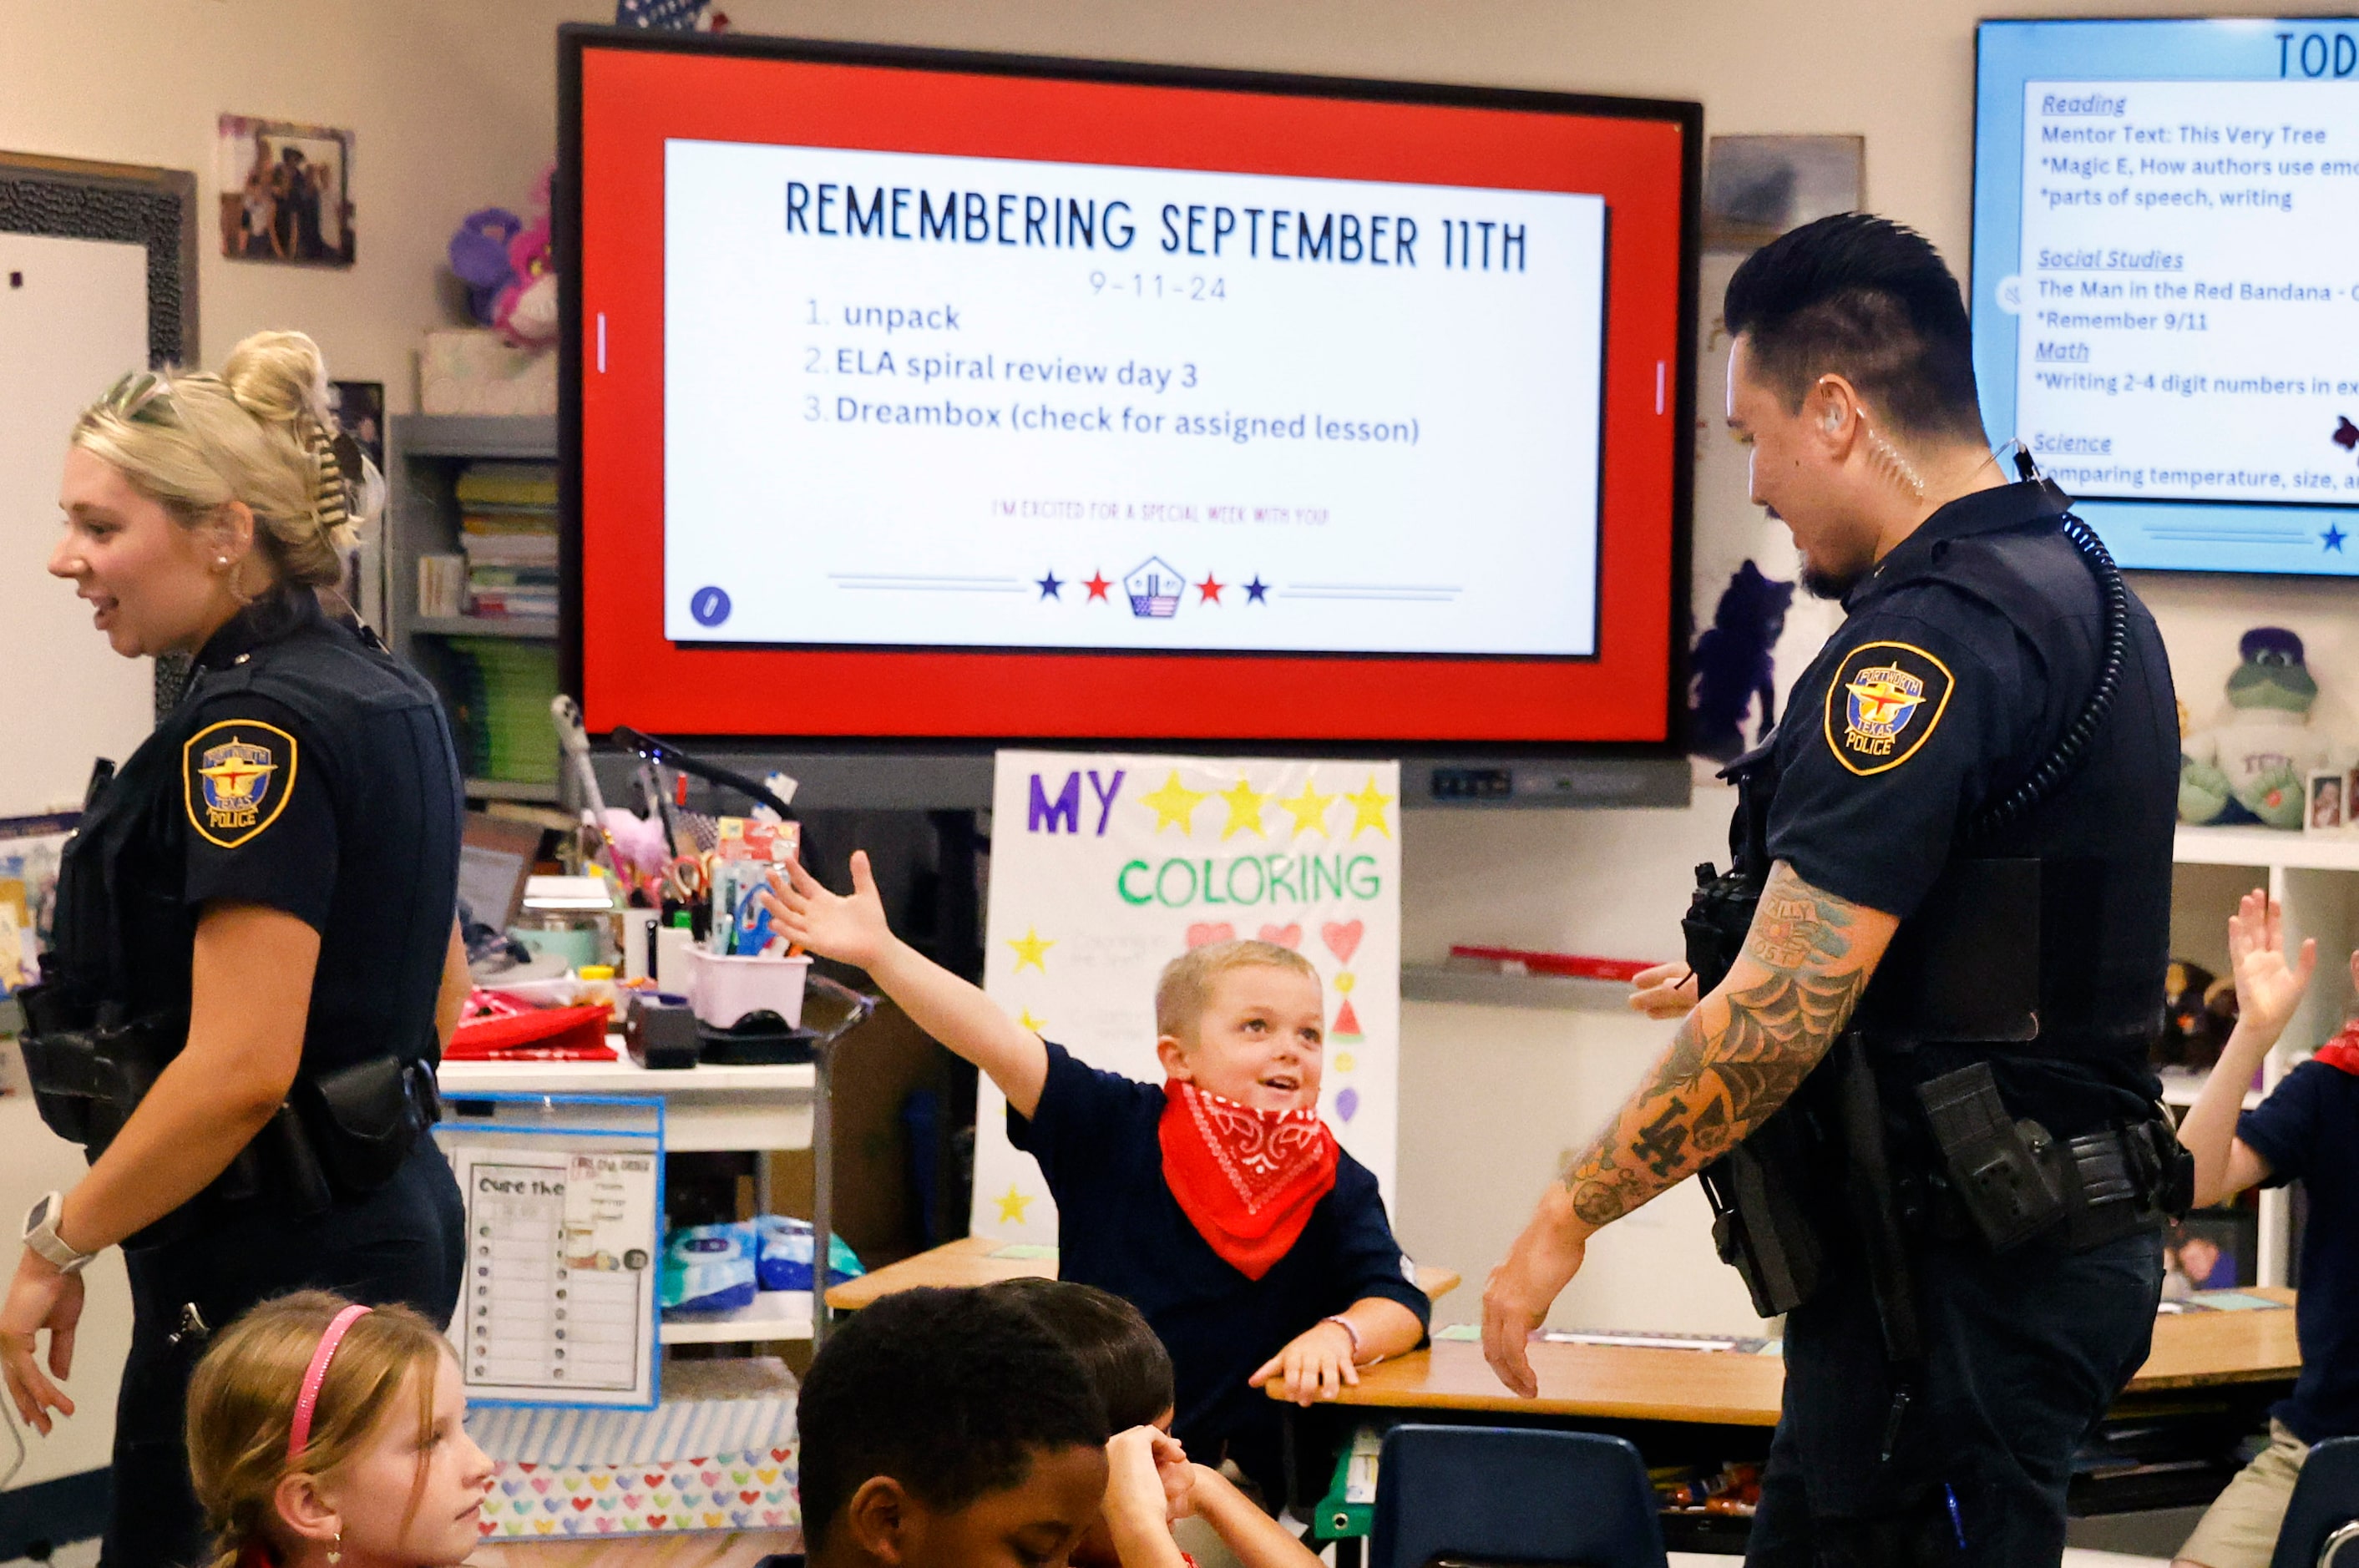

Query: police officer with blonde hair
left=1484, top=215, right=2188, bottom=1565
left=7, top=331, right=468, bottom=1564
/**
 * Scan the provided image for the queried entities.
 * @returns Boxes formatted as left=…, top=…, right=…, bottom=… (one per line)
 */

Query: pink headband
left=286, top=1304, right=372, bottom=1460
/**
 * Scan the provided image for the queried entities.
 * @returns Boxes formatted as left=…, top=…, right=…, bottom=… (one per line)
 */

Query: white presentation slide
left=663, top=139, right=1606, bottom=655
left=2011, top=80, right=2359, bottom=505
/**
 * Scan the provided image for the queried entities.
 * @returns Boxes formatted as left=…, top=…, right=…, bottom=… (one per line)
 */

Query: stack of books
left=455, top=462, right=559, bottom=620
left=445, top=636, right=560, bottom=786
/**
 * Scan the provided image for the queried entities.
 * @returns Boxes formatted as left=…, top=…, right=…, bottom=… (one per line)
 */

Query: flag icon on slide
left=1124, top=558, right=1185, bottom=619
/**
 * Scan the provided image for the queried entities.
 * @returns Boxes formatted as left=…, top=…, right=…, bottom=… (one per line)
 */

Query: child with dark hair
left=992, top=1278, right=1324, bottom=1568
left=796, top=1286, right=1111, bottom=1568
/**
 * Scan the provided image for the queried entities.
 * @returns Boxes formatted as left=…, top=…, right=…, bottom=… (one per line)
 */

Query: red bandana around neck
left=2313, top=1020, right=2359, bottom=1076
left=1158, top=1080, right=1339, bottom=1280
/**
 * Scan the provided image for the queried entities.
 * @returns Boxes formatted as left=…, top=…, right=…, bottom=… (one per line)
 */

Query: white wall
left=7, top=0, right=2356, bottom=1341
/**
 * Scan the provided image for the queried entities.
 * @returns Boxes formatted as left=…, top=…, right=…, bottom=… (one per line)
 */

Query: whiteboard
left=0, top=232, right=154, bottom=815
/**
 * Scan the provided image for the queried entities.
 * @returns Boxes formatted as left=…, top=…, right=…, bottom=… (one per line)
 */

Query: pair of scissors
left=661, top=853, right=709, bottom=905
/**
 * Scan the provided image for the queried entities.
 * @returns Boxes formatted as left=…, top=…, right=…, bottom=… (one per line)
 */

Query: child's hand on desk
left=761, top=850, right=891, bottom=969
left=1248, top=1319, right=1359, bottom=1406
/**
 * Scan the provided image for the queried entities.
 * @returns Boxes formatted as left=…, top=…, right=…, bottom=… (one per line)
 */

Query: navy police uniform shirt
left=2237, top=1060, right=2359, bottom=1441
left=1008, top=1041, right=1430, bottom=1454
left=53, top=586, right=464, bottom=1081
left=1763, top=479, right=2180, bottom=1134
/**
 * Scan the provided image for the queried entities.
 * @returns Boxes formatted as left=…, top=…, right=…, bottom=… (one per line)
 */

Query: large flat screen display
left=564, top=30, right=1698, bottom=741
left=1977, top=18, right=2359, bottom=576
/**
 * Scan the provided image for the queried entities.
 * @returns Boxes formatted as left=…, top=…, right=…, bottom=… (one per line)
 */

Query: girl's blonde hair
left=71, top=330, right=383, bottom=589
left=185, top=1292, right=452, bottom=1568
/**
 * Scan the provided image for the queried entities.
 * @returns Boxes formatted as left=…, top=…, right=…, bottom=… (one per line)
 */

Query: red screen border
left=559, top=27, right=1700, bottom=749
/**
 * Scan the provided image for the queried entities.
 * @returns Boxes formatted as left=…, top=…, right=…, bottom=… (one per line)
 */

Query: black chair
left=2272, top=1437, right=2359, bottom=1568
left=1369, top=1424, right=1670, bottom=1568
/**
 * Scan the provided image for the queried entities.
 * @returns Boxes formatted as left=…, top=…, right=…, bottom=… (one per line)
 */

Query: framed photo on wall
left=217, top=114, right=355, bottom=266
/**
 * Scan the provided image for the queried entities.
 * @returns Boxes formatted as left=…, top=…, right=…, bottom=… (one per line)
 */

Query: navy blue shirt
left=1763, top=481, right=2178, bottom=1133
left=2238, top=1059, right=2359, bottom=1441
left=1008, top=1043, right=1430, bottom=1455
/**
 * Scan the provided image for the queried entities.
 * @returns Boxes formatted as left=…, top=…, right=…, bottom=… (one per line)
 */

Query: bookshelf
left=383, top=415, right=562, bottom=808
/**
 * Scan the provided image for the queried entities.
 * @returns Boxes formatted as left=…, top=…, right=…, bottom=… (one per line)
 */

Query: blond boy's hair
left=1154, top=938, right=1319, bottom=1039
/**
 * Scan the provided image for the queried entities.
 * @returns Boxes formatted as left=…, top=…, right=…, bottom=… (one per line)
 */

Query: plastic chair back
left=1370, top=1424, right=1670, bottom=1568
left=2272, top=1437, right=2359, bottom=1568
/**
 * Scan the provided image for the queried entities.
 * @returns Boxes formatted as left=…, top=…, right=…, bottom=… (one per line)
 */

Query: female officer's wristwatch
left=21, top=1191, right=98, bottom=1274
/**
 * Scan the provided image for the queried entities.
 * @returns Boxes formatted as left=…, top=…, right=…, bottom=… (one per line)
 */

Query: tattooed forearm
left=1559, top=862, right=1893, bottom=1229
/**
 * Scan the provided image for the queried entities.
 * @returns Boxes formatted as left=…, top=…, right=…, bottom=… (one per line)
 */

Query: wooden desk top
left=826, top=1236, right=1462, bottom=1313
left=1271, top=1287, right=2301, bottom=1426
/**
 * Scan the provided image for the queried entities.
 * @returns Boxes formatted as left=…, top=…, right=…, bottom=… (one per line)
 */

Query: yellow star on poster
left=1218, top=777, right=1268, bottom=840
left=1018, top=1008, right=1048, bottom=1034
left=995, top=1184, right=1035, bottom=1224
left=1278, top=775, right=1335, bottom=837
left=1008, top=926, right=1055, bottom=973
left=1142, top=770, right=1209, bottom=834
left=1346, top=775, right=1395, bottom=839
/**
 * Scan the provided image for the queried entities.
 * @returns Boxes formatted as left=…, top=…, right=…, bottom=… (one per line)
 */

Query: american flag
left=615, top=0, right=709, bottom=28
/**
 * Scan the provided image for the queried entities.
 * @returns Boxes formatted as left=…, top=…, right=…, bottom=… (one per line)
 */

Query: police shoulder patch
left=1823, top=640, right=1955, bottom=776
left=184, top=719, right=297, bottom=848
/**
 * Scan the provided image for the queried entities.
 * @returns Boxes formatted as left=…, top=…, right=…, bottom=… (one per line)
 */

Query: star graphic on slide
left=1218, top=776, right=1269, bottom=840
left=1018, top=1008, right=1048, bottom=1034
left=2325, top=525, right=2349, bottom=553
left=1244, top=575, right=1270, bottom=604
left=1007, top=925, right=1055, bottom=973
left=1345, top=774, right=1396, bottom=839
left=995, top=1184, right=1035, bottom=1225
left=1083, top=570, right=1113, bottom=602
left=1141, top=770, right=1210, bottom=834
left=1278, top=775, right=1336, bottom=837
left=1197, top=574, right=1224, bottom=605
left=1036, top=570, right=1064, bottom=599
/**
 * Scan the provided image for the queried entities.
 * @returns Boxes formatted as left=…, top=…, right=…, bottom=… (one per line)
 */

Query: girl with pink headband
left=183, top=1292, right=493, bottom=1568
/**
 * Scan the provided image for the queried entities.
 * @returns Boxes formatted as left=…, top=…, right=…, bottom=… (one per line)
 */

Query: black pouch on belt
left=295, top=1056, right=432, bottom=1194
left=1915, top=1060, right=2066, bottom=1252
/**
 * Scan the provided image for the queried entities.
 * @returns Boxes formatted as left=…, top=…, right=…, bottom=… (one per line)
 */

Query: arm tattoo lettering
left=1560, top=863, right=1884, bottom=1227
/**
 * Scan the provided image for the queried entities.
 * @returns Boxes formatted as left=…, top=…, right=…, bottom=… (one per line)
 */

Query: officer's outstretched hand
left=1628, top=961, right=1699, bottom=1020
left=1481, top=1186, right=1590, bottom=1399
left=0, top=1251, right=82, bottom=1435
left=761, top=850, right=892, bottom=969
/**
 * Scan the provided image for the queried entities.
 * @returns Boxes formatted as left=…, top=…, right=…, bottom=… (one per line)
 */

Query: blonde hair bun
left=222, top=330, right=335, bottom=437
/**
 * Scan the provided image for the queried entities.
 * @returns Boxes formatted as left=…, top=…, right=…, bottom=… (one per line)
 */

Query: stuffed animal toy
left=494, top=169, right=559, bottom=349
left=2180, top=627, right=2332, bottom=829
left=2155, top=959, right=2236, bottom=1070
left=448, top=206, right=524, bottom=326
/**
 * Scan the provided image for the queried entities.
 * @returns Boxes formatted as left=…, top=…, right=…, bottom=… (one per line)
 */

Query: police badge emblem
left=1824, top=641, right=1953, bottom=776
left=184, top=720, right=297, bottom=847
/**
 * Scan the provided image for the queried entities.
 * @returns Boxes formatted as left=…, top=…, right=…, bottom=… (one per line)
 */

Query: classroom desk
left=825, top=1235, right=1465, bottom=1312
left=1271, top=1289, right=2300, bottom=1559
left=1300, top=1286, right=2301, bottom=1424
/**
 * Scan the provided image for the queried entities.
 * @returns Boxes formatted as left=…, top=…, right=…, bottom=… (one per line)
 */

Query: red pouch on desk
left=445, top=1003, right=614, bottom=1061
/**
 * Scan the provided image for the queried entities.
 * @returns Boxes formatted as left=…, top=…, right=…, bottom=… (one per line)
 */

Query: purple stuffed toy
left=448, top=206, right=524, bottom=326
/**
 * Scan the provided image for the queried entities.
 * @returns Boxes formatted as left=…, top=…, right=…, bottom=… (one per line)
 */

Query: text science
left=664, top=139, right=1607, bottom=655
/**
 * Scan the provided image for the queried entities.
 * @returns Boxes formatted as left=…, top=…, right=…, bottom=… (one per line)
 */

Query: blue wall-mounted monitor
left=1976, top=17, right=2359, bottom=575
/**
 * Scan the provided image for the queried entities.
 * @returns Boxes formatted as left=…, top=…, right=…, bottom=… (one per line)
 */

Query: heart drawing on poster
left=1334, top=1085, right=1360, bottom=1123
left=1257, top=923, right=1303, bottom=948
left=1186, top=923, right=1235, bottom=948
left=1321, top=920, right=1363, bottom=965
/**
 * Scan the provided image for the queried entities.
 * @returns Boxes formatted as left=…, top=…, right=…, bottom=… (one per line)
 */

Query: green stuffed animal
left=2180, top=627, right=2328, bottom=829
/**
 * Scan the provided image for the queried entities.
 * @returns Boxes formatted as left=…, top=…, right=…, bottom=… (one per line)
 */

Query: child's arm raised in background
left=2180, top=889, right=2316, bottom=1206
left=763, top=852, right=1050, bottom=1117
left=1181, top=1463, right=1324, bottom=1568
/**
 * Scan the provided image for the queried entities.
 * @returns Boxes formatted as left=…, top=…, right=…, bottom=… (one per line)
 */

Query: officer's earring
left=327, top=1530, right=342, bottom=1565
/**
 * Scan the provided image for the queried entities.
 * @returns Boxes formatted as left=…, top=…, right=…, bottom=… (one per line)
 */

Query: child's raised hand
left=758, top=850, right=893, bottom=969
left=1627, top=961, right=1698, bottom=1020
left=2227, top=888, right=2316, bottom=1055
left=1247, top=1319, right=1359, bottom=1407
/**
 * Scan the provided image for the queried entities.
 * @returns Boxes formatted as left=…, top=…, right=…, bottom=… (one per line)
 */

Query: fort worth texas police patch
left=1823, top=641, right=1954, bottom=776
left=183, top=720, right=297, bottom=848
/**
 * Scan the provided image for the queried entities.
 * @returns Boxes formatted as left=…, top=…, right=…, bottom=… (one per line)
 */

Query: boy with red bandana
left=2174, top=890, right=2359, bottom=1568
left=765, top=853, right=1428, bottom=1499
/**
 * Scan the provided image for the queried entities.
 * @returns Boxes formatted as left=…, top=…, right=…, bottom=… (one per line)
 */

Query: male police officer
left=1481, top=214, right=2184, bottom=1565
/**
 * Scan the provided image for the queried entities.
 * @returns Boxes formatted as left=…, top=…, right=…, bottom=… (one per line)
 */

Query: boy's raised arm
left=2181, top=890, right=2309, bottom=1207
left=764, top=852, right=1051, bottom=1117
